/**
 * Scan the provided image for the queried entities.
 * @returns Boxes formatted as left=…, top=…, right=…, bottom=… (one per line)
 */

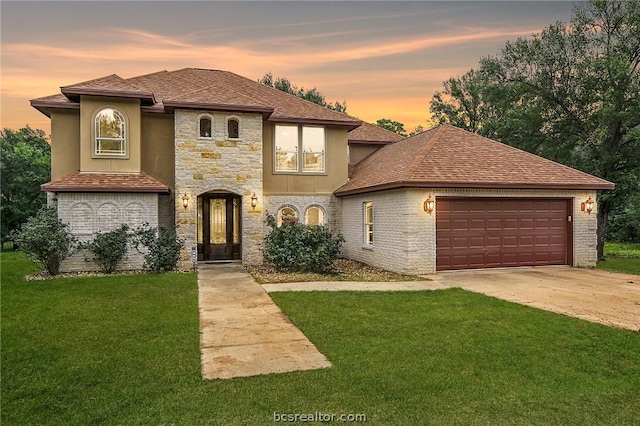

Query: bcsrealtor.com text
left=273, top=411, right=367, bottom=423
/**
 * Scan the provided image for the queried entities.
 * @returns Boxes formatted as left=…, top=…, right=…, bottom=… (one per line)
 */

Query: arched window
left=227, top=118, right=239, bottom=139
left=304, top=206, right=325, bottom=225
left=277, top=206, right=298, bottom=226
left=199, top=116, right=212, bottom=138
left=95, top=108, right=126, bottom=155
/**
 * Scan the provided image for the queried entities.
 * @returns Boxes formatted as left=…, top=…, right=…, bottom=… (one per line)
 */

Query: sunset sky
left=1, top=1, right=576, bottom=135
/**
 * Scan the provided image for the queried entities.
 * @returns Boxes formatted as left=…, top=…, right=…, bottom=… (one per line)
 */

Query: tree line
left=2, top=0, right=637, bottom=257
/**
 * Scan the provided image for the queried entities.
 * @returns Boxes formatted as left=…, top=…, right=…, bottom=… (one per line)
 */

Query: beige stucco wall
left=50, top=109, right=81, bottom=179
left=263, top=123, right=349, bottom=195
left=174, top=110, right=264, bottom=268
left=80, top=96, right=141, bottom=172
left=340, top=188, right=599, bottom=275
left=349, top=144, right=380, bottom=166
left=141, top=113, right=175, bottom=188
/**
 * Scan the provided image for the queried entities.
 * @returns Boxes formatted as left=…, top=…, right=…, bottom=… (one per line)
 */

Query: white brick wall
left=264, top=194, right=340, bottom=228
left=56, top=192, right=159, bottom=272
left=339, top=188, right=599, bottom=275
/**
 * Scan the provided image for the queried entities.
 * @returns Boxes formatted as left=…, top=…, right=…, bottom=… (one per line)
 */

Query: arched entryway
left=197, top=191, right=242, bottom=261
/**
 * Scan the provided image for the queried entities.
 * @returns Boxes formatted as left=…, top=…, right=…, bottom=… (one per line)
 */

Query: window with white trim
left=275, top=125, right=325, bottom=173
left=304, top=206, right=325, bottom=225
left=364, top=202, right=373, bottom=246
left=277, top=206, right=299, bottom=226
left=95, top=108, right=126, bottom=156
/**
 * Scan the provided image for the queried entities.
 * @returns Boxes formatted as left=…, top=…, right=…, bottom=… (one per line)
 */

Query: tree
left=375, top=118, right=407, bottom=136
left=11, top=206, right=76, bottom=275
left=430, top=69, right=491, bottom=134
left=428, top=0, right=640, bottom=258
left=258, top=72, right=347, bottom=113
left=1, top=126, right=51, bottom=245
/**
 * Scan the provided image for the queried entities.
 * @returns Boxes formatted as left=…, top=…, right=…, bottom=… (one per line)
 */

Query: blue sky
left=1, top=1, right=577, bottom=134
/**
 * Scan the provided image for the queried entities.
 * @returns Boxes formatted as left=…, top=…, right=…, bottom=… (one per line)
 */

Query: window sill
left=273, top=171, right=328, bottom=176
left=362, top=245, right=374, bottom=251
left=91, top=154, right=129, bottom=160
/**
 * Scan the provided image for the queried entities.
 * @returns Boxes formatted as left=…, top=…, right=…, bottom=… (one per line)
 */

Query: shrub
left=11, top=206, right=76, bottom=275
left=81, top=225, right=129, bottom=274
left=263, top=213, right=344, bottom=273
left=133, top=223, right=184, bottom=273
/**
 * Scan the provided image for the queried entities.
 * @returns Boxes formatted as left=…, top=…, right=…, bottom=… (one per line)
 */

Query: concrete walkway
left=262, top=280, right=446, bottom=292
left=198, top=264, right=331, bottom=380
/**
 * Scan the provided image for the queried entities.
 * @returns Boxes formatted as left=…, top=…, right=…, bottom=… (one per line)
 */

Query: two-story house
left=32, top=68, right=613, bottom=274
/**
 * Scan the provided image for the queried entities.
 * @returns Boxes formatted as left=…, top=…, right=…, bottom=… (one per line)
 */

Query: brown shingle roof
left=41, top=171, right=170, bottom=193
left=348, top=121, right=404, bottom=145
left=60, top=75, right=156, bottom=104
left=335, top=124, right=615, bottom=195
left=31, top=68, right=361, bottom=128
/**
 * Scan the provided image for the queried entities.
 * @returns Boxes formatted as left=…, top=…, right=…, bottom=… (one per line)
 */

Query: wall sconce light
left=182, top=193, right=189, bottom=210
left=250, top=192, right=258, bottom=211
left=581, top=196, right=595, bottom=215
left=423, top=194, right=435, bottom=214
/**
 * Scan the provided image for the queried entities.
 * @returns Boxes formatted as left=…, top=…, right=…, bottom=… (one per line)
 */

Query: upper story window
left=227, top=118, right=240, bottom=139
left=95, top=108, right=126, bottom=156
left=275, top=125, right=325, bottom=173
left=199, top=116, right=212, bottom=138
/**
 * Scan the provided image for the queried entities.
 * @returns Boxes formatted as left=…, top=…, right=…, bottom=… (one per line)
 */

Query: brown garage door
left=436, top=198, right=572, bottom=271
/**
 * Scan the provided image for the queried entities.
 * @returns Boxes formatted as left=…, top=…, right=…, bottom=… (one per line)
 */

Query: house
left=31, top=68, right=614, bottom=274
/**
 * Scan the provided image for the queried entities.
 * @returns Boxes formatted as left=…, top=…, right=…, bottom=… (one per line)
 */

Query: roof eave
left=163, top=100, right=274, bottom=118
left=30, top=100, right=80, bottom=117
left=347, top=139, right=395, bottom=145
left=269, top=116, right=362, bottom=130
left=61, top=88, right=156, bottom=105
left=334, top=181, right=616, bottom=197
left=41, top=183, right=170, bottom=194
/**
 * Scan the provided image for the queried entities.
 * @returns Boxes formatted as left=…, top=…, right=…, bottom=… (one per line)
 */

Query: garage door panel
left=436, top=198, right=570, bottom=271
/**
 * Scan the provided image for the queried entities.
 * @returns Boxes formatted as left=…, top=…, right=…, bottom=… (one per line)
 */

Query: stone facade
left=174, top=110, right=264, bottom=268
left=340, top=188, right=599, bottom=275
left=55, top=192, right=159, bottom=272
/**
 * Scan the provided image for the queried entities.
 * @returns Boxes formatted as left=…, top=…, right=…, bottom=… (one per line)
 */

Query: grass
left=598, top=242, right=640, bottom=275
left=247, top=258, right=424, bottom=284
left=2, top=251, right=640, bottom=425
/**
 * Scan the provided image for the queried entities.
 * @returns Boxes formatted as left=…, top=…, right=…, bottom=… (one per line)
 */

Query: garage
left=436, top=198, right=572, bottom=271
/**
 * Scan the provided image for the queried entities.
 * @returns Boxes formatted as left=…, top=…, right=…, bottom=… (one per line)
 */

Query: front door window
left=197, top=194, right=242, bottom=261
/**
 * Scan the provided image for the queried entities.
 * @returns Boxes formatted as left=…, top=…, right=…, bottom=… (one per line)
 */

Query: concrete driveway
left=436, top=266, right=640, bottom=331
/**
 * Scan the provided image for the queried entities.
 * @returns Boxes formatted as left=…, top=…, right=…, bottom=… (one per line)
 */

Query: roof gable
left=336, top=124, right=615, bottom=195
left=348, top=121, right=404, bottom=145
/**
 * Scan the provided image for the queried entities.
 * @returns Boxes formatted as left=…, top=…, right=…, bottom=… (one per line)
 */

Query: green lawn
left=598, top=242, right=640, bottom=274
left=2, top=252, right=639, bottom=425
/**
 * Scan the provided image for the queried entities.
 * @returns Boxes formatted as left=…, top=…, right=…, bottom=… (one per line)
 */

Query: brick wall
left=55, top=192, right=159, bottom=272
left=339, top=188, right=599, bottom=275
left=174, top=110, right=264, bottom=268
left=264, top=194, right=340, bottom=228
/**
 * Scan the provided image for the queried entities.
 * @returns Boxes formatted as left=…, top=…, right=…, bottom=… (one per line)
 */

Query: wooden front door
left=197, top=194, right=241, bottom=261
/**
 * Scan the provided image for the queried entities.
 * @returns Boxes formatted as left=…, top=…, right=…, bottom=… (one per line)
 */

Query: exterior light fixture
left=250, top=193, right=258, bottom=211
left=581, top=196, right=595, bottom=215
left=423, top=194, right=435, bottom=214
left=182, top=193, right=189, bottom=210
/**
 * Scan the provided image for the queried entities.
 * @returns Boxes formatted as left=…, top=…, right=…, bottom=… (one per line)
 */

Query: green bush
left=11, top=206, right=76, bottom=275
left=263, top=213, right=344, bottom=273
left=81, top=225, right=129, bottom=273
left=133, top=223, right=184, bottom=273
